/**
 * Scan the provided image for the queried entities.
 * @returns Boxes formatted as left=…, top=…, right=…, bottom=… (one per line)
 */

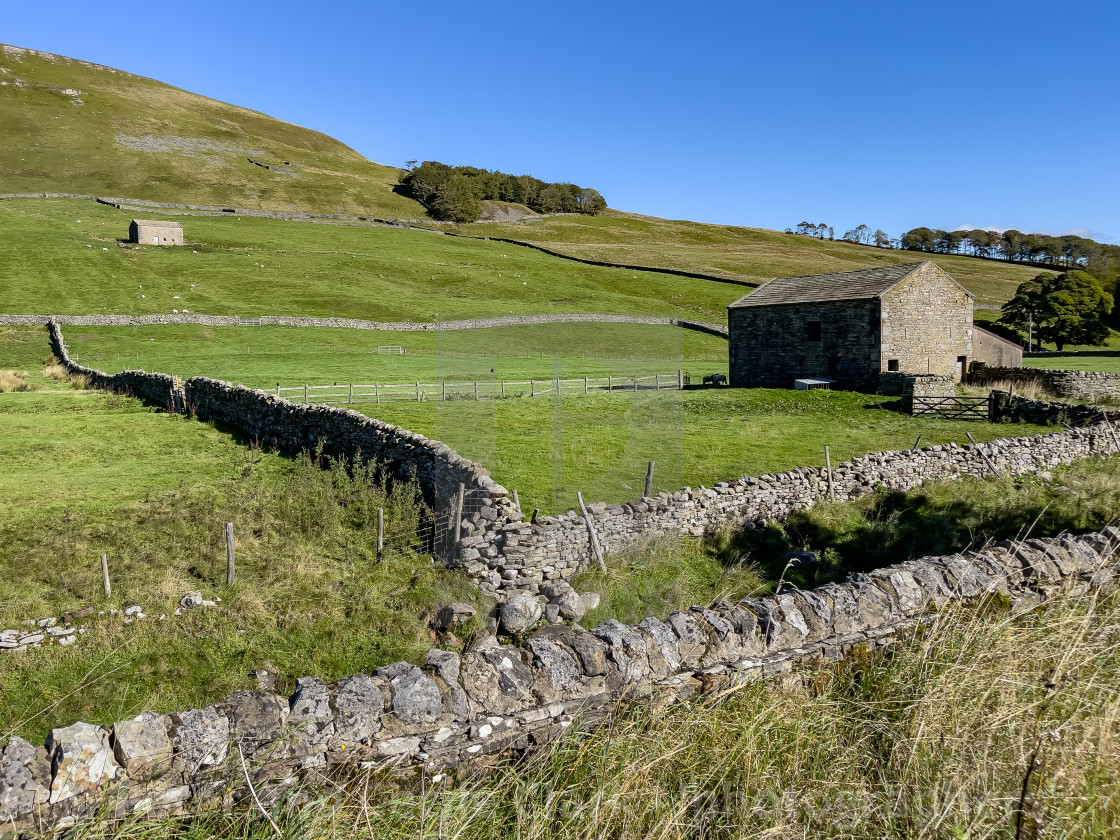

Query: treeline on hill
left=789, top=220, right=1120, bottom=284
left=398, top=161, right=607, bottom=223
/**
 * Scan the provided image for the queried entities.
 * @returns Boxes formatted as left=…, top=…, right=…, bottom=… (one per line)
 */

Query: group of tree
left=898, top=226, right=1118, bottom=273
left=790, top=221, right=894, bottom=247
left=789, top=219, right=1119, bottom=285
left=399, top=161, right=607, bottom=223
left=999, top=270, right=1113, bottom=351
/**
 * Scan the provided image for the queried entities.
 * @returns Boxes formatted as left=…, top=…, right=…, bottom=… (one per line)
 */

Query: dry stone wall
left=970, top=365, right=1120, bottom=402
left=5, top=312, right=728, bottom=337
left=48, top=322, right=516, bottom=545
left=3, top=528, right=1118, bottom=834
left=469, top=423, right=1117, bottom=596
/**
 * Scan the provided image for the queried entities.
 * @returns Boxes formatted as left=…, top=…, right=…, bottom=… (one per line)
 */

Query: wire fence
left=275, top=372, right=688, bottom=404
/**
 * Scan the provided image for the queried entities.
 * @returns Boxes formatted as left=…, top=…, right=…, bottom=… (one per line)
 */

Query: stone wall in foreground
left=3, top=529, right=1117, bottom=833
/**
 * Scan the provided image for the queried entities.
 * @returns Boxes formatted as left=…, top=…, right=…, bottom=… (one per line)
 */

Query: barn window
left=887, top=359, right=900, bottom=372
left=806, top=321, right=822, bottom=342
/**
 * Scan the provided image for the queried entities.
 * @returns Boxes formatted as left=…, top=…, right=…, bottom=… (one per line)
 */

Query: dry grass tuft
left=959, top=377, right=1055, bottom=400
left=0, top=370, right=35, bottom=392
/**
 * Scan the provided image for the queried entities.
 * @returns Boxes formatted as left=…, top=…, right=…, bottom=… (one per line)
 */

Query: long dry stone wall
left=970, top=365, right=1120, bottom=402
left=6, top=312, right=728, bottom=338
left=3, top=528, right=1118, bottom=834
left=471, top=423, right=1117, bottom=596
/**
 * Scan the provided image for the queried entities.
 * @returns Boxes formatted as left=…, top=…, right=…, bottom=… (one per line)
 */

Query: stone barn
left=129, top=219, right=183, bottom=246
left=728, top=261, right=974, bottom=392
left=972, top=325, right=1023, bottom=368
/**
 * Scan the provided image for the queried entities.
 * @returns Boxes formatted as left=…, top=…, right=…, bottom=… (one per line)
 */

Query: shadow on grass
left=706, top=469, right=1119, bottom=589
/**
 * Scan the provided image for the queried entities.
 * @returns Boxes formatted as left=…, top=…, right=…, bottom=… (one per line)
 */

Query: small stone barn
left=728, top=261, right=974, bottom=392
left=129, top=219, right=183, bottom=246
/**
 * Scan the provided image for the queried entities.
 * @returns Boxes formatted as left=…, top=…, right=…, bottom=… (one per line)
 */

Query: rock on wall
left=3, top=528, right=1118, bottom=834
left=970, top=366, right=1120, bottom=402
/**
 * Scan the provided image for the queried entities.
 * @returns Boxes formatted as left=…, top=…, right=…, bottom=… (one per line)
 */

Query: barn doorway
left=955, top=355, right=967, bottom=382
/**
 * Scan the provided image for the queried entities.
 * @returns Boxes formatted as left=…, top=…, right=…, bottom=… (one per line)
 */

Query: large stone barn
left=129, top=219, right=183, bottom=246
left=727, top=261, right=974, bottom=392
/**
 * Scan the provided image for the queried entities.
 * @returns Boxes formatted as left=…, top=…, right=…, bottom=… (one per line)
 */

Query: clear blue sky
left=6, top=0, right=1118, bottom=242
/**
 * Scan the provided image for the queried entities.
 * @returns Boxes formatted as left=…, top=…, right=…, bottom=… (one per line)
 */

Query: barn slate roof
left=130, top=219, right=182, bottom=229
left=728, top=261, right=948, bottom=308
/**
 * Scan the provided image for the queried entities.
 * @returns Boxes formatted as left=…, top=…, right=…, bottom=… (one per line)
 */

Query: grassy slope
left=0, top=199, right=740, bottom=321
left=0, top=44, right=424, bottom=217
left=0, top=327, right=483, bottom=742
left=456, top=211, right=1043, bottom=305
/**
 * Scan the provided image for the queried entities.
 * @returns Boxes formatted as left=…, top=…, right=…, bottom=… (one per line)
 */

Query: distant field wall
left=8, top=312, right=729, bottom=337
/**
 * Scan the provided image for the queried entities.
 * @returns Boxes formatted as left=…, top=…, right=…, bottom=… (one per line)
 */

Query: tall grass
left=0, top=370, right=35, bottom=392
left=58, top=590, right=1120, bottom=839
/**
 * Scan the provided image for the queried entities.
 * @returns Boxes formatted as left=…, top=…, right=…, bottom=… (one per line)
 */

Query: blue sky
left=5, top=1, right=1118, bottom=242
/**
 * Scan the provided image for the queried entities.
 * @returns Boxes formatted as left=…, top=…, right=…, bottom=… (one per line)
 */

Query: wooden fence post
left=416, top=382, right=420, bottom=402
left=303, top=384, right=308, bottom=404
left=225, top=522, right=235, bottom=585
left=453, top=484, right=466, bottom=549
left=577, top=491, right=607, bottom=570
left=349, top=383, right=353, bottom=404
left=474, top=381, right=479, bottom=400
left=633, top=375, right=638, bottom=392
left=531, top=380, right=535, bottom=397
left=965, top=432, right=1002, bottom=477
left=100, top=553, right=111, bottom=597
left=679, top=369, right=684, bottom=390
left=645, top=461, right=655, bottom=497
left=275, top=383, right=280, bottom=398
left=608, top=375, right=612, bottom=392
left=501, top=381, right=505, bottom=397
left=824, top=446, right=835, bottom=500
left=377, top=508, right=384, bottom=559
left=443, top=381, right=447, bottom=401
left=375, top=382, right=380, bottom=404
left=584, top=376, right=588, bottom=394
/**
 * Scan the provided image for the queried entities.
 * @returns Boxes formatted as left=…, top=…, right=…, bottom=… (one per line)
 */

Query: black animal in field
left=702, top=373, right=727, bottom=386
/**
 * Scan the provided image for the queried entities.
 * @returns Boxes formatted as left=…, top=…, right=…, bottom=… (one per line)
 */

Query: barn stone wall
left=728, top=299, right=881, bottom=390
left=3, top=528, right=1118, bottom=834
left=878, top=262, right=972, bottom=381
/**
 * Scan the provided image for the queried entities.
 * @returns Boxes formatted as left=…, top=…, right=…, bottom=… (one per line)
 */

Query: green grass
left=456, top=211, right=1044, bottom=305
left=357, top=388, right=1049, bottom=514
left=0, top=44, right=424, bottom=217
left=0, top=199, right=742, bottom=321
left=56, top=322, right=729, bottom=388
left=1025, top=355, right=1120, bottom=372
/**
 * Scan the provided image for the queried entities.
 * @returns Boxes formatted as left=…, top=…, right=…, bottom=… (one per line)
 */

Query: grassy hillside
left=0, top=44, right=425, bottom=218
left=0, top=199, right=741, bottom=320
left=456, top=211, right=1043, bottom=305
